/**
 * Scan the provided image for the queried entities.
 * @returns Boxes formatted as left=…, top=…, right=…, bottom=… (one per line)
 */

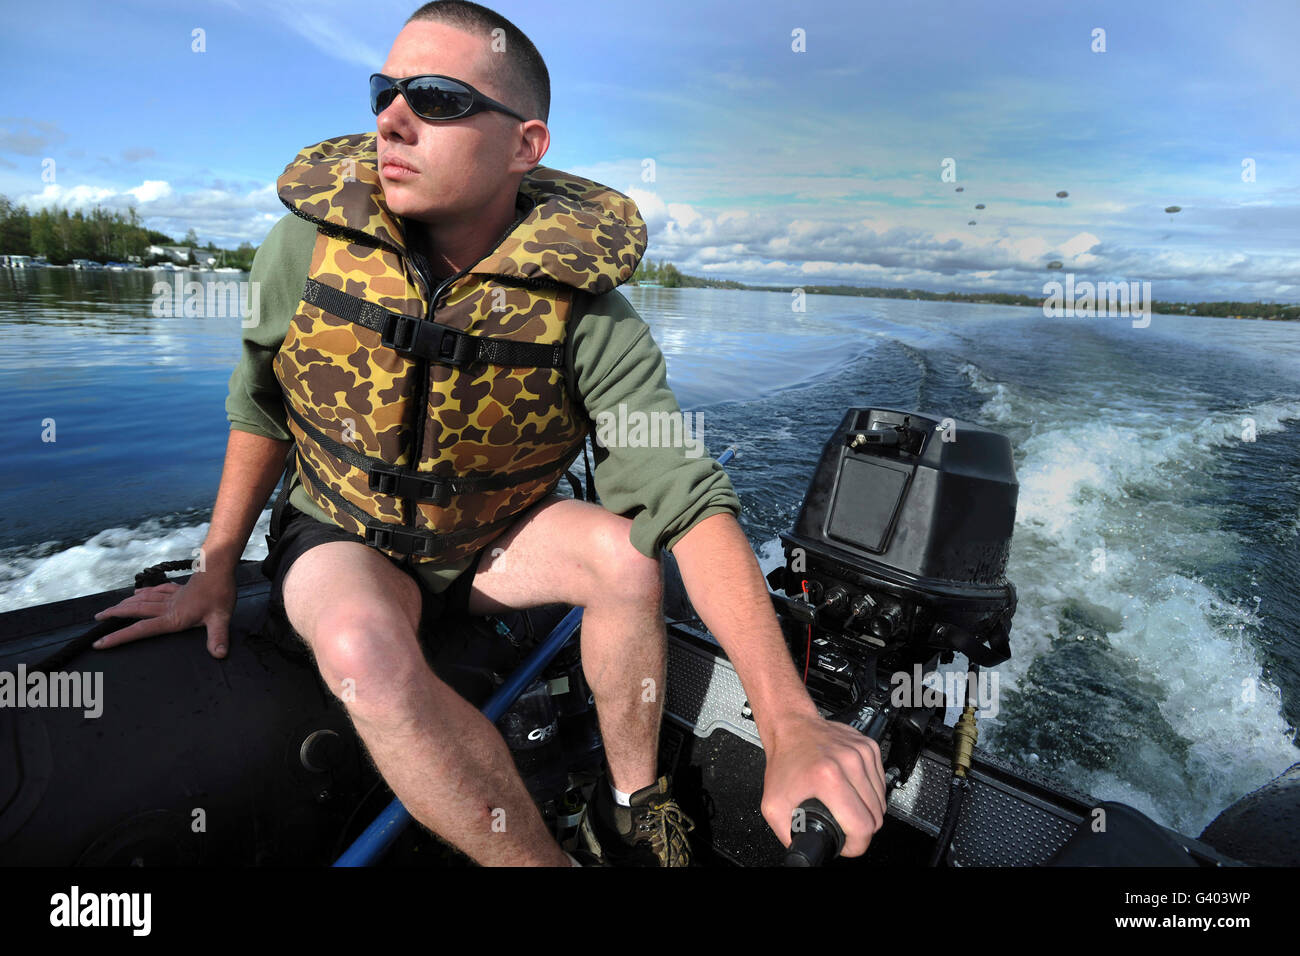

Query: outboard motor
left=766, top=407, right=1019, bottom=812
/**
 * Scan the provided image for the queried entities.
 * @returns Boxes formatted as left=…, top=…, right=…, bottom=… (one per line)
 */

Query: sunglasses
left=369, top=73, right=527, bottom=123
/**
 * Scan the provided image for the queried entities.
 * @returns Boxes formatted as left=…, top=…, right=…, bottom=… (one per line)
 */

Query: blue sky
left=2, top=0, right=1297, bottom=302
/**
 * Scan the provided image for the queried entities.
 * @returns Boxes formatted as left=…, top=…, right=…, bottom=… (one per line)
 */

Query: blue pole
left=332, top=445, right=737, bottom=867
left=333, top=607, right=584, bottom=866
left=482, top=606, right=584, bottom=722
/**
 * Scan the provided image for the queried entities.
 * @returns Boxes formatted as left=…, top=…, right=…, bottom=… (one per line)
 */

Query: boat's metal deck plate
left=663, top=623, right=1089, bottom=865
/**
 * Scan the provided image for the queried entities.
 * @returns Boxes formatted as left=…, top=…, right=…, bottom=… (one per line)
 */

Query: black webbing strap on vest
left=267, top=445, right=298, bottom=551
left=302, top=278, right=564, bottom=369
left=291, top=448, right=559, bottom=559
left=283, top=402, right=580, bottom=507
left=582, top=439, right=598, bottom=503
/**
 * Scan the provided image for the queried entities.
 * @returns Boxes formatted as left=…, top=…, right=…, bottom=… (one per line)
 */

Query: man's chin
left=380, top=185, right=430, bottom=220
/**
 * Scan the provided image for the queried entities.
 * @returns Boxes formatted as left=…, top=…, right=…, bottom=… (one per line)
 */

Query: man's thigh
left=465, top=494, right=645, bottom=615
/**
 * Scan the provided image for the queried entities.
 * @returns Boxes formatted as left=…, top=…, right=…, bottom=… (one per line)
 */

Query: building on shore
left=145, top=245, right=195, bottom=264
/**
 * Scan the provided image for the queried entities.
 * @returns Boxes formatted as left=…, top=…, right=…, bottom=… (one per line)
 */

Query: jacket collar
left=276, top=132, right=646, bottom=295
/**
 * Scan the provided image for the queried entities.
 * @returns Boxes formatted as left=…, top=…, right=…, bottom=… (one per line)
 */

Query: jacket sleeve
left=224, top=212, right=317, bottom=441
left=566, top=289, right=741, bottom=558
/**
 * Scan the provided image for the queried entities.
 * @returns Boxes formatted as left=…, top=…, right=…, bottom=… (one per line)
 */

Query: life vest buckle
left=367, top=464, right=453, bottom=506
left=379, top=313, right=474, bottom=368
left=364, top=521, right=439, bottom=557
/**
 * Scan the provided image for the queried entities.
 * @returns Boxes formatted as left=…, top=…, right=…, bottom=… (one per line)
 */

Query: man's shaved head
left=406, top=1, right=550, bottom=123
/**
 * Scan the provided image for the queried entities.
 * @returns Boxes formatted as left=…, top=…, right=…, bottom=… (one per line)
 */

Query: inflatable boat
left=2, top=407, right=1296, bottom=867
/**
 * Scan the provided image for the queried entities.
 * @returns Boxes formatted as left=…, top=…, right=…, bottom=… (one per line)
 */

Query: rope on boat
left=26, top=559, right=204, bottom=674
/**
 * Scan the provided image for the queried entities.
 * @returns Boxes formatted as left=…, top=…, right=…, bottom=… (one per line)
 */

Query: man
left=93, top=0, right=886, bottom=867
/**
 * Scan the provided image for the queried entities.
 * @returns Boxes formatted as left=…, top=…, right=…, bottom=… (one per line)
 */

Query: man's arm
left=206, top=211, right=319, bottom=566
left=566, top=290, right=740, bottom=557
left=671, top=513, right=888, bottom=857
left=671, top=513, right=818, bottom=730
left=201, top=430, right=292, bottom=576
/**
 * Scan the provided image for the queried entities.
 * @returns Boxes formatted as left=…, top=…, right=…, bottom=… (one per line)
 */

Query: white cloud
left=127, top=180, right=172, bottom=203
left=622, top=189, right=1300, bottom=299
left=996, top=236, right=1051, bottom=263
left=26, top=183, right=117, bottom=206
left=667, top=202, right=700, bottom=229
left=625, top=186, right=669, bottom=228
left=1061, top=232, right=1101, bottom=258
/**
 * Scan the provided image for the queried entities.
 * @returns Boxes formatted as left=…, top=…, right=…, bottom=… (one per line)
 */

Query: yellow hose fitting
left=952, top=705, right=978, bottom=779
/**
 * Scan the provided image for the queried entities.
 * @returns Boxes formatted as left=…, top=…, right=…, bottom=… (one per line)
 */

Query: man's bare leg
left=466, top=496, right=667, bottom=797
left=281, top=539, right=570, bottom=866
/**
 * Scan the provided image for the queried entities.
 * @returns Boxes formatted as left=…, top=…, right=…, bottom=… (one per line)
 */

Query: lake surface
left=1, top=266, right=1297, bottom=835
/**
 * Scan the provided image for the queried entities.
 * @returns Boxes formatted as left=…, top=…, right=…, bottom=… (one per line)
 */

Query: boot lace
left=637, top=797, right=696, bottom=867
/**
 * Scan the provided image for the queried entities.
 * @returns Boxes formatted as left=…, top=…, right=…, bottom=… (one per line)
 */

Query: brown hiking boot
left=577, top=773, right=695, bottom=867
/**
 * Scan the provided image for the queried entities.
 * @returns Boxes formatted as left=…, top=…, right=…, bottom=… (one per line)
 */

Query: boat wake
left=0, top=511, right=272, bottom=614
left=959, top=360, right=1300, bottom=834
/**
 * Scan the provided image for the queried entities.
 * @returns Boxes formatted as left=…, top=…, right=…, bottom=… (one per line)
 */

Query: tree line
left=631, top=257, right=745, bottom=289
left=0, top=195, right=257, bottom=270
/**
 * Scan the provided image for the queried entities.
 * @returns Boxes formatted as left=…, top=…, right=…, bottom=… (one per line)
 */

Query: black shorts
left=261, top=503, right=485, bottom=638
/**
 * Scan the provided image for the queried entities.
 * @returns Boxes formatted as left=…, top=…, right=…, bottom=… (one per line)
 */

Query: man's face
left=375, top=21, right=522, bottom=223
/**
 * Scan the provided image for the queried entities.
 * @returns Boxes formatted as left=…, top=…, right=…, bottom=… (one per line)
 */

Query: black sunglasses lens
left=404, top=77, right=474, bottom=118
left=370, top=76, right=398, bottom=114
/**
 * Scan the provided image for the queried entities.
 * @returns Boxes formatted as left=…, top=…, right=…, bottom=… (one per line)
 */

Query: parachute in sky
left=968, top=220, right=977, bottom=226
left=1046, top=260, right=1063, bottom=270
left=1056, top=191, right=1069, bottom=199
left=1165, top=205, right=1182, bottom=214
left=955, top=186, right=965, bottom=192
left=975, top=203, right=985, bottom=210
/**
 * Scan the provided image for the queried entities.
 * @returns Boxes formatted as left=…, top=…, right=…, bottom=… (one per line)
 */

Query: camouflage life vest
left=272, top=133, right=646, bottom=566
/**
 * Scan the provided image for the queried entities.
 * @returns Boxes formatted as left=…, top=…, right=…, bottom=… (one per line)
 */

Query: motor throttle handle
left=784, top=797, right=846, bottom=866
left=784, top=701, right=892, bottom=867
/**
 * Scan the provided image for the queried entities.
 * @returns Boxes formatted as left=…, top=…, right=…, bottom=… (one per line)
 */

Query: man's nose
left=376, top=92, right=416, bottom=139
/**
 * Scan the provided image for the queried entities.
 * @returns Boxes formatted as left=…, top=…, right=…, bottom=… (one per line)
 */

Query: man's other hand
left=91, top=570, right=238, bottom=659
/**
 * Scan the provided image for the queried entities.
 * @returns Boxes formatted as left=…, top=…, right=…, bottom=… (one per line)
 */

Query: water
left=0, top=268, right=268, bottom=605
left=1, top=269, right=1297, bottom=836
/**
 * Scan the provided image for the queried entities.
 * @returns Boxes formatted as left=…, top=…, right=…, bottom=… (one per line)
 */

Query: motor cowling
left=767, top=408, right=1019, bottom=713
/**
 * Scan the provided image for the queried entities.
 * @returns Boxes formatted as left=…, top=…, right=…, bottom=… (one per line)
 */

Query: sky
left=1, top=0, right=1298, bottom=302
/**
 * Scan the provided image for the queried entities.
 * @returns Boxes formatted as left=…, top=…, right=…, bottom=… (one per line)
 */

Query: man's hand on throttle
left=760, top=711, right=888, bottom=857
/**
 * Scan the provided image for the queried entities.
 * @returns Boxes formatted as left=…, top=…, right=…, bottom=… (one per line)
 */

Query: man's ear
left=513, top=119, right=550, bottom=172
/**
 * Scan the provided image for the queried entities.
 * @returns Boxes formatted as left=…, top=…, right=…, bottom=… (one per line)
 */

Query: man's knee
left=310, top=611, right=428, bottom=717
left=589, top=520, right=663, bottom=606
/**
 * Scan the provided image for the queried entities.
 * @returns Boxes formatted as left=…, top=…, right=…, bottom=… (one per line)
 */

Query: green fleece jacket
left=226, top=212, right=739, bottom=593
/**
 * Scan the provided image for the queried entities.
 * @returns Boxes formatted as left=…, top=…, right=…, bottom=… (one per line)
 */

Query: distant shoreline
left=5, top=259, right=1291, bottom=322
left=0, top=262, right=247, bottom=273
left=627, top=277, right=1300, bottom=322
